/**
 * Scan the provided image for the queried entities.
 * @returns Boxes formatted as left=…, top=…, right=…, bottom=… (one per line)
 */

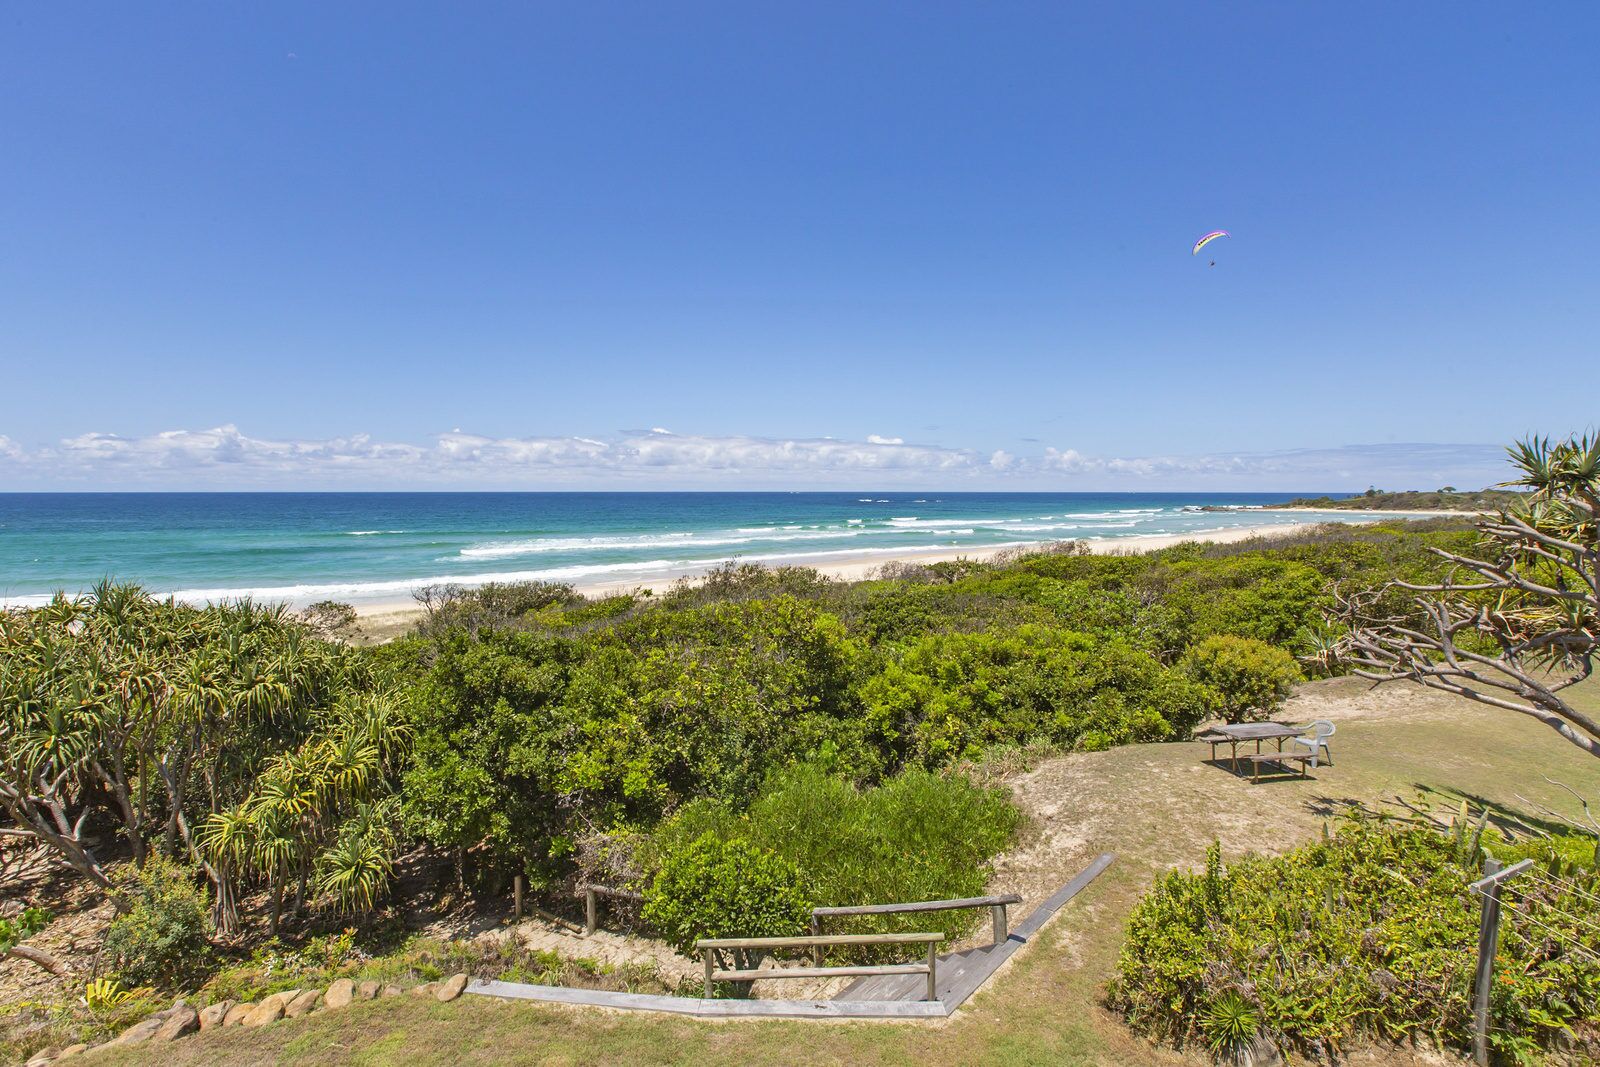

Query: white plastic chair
left=1291, top=720, right=1335, bottom=767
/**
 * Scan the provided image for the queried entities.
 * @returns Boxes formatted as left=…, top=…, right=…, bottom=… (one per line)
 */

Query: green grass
left=81, top=678, right=1600, bottom=1066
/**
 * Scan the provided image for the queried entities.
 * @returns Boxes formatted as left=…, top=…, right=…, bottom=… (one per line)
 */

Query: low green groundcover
left=1107, top=820, right=1600, bottom=1063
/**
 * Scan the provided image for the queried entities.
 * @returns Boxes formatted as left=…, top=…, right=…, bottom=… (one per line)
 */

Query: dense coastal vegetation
left=4, top=433, right=1598, bottom=1063
left=1267, top=488, right=1526, bottom=511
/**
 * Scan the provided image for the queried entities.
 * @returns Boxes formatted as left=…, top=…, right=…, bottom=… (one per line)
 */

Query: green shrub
left=641, top=833, right=812, bottom=957
left=641, top=766, right=1020, bottom=957
left=0, top=906, right=50, bottom=956
left=1107, top=821, right=1600, bottom=1061
left=1485, top=830, right=1599, bottom=875
left=101, top=855, right=214, bottom=990
left=1179, top=634, right=1302, bottom=723
left=859, top=626, right=1213, bottom=765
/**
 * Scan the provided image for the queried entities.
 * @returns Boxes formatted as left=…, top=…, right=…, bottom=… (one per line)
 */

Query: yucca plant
left=316, top=801, right=400, bottom=915
left=83, top=977, right=154, bottom=1011
left=1201, top=990, right=1261, bottom=1058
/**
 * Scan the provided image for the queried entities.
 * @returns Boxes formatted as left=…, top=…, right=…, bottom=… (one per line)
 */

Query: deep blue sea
left=0, top=492, right=1374, bottom=609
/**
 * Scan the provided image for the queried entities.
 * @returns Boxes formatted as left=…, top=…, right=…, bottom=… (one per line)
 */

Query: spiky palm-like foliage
left=2, top=584, right=394, bottom=932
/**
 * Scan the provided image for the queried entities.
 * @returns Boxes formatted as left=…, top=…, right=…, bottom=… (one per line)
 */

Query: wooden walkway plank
left=467, top=979, right=946, bottom=1018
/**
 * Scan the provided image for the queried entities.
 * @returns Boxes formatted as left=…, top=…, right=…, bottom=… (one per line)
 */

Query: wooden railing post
left=809, top=914, right=822, bottom=966
left=1473, top=857, right=1503, bottom=1067
left=990, top=903, right=1007, bottom=945
left=585, top=888, right=598, bottom=935
left=703, top=948, right=715, bottom=999
left=925, top=941, right=938, bottom=1002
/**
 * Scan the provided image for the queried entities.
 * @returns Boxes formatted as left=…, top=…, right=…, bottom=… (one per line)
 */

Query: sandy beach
left=351, top=518, right=1367, bottom=640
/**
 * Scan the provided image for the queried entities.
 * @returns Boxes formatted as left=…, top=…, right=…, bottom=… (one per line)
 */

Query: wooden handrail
left=711, top=964, right=925, bottom=982
left=810, top=893, right=1023, bottom=954
left=578, top=883, right=644, bottom=900
left=811, top=893, right=1020, bottom=917
left=697, top=932, right=942, bottom=949
left=696, top=932, right=943, bottom=1001
left=578, top=883, right=644, bottom=934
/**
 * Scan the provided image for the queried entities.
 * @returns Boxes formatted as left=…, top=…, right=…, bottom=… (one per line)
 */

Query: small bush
left=642, top=834, right=812, bottom=957
left=644, top=765, right=1020, bottom=953
left=1180, top=634, right=1302, bottom=723
left=298, top=599, right=361, bottom=640
left=101, top=855, right=213, bottom=990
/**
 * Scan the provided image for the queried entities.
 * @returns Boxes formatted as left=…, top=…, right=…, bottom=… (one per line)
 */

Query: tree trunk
left=268, top=868, right=284, bottom=937
left=6, top=944, right=70, bottom=977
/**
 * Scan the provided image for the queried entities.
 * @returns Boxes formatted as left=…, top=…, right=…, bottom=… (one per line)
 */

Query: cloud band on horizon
left=0, top=425, right=1513, bottom=492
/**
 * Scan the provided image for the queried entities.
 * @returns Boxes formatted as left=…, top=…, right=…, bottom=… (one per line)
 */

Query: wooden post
left=1472, top=856, right=1503, bottom=1067
left=809, top=915, right=822, bottom=967
left=703, top=949, right=715, bottom=999
left=513, top=874, right=524, bottom=920
left=991, top=903, right=1007, bottom=945
left=585, top=888, right=598, bottom=935
left=925, top=941, right=938, bottom=1002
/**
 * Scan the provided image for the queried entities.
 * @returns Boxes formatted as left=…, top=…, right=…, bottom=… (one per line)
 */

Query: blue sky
left=1, top=3, right=1595, bottom=490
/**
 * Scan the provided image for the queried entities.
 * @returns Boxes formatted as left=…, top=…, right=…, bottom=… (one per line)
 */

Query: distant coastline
left=0, top=491, right=1458, bottom=618
left=349, top=517, right=1393, bottom=639
left=1262, top=489, right=1520, bottom=512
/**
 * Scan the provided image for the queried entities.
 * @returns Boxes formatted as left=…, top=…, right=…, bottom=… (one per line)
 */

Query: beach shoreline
left=350, top=519, right=1367, bottom=639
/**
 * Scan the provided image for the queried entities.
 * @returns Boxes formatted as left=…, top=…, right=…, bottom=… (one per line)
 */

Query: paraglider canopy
left=1192, top=230, right=1229, bottom=255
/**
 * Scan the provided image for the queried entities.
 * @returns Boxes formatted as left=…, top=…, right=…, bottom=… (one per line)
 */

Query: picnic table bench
left=1197, top=722, right=1316, bottom=782
left=1239, top=751, right=1315, bottom=782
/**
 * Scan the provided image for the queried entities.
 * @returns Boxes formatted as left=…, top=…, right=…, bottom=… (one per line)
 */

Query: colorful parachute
left=1192, top=230, right=1229, bottom=255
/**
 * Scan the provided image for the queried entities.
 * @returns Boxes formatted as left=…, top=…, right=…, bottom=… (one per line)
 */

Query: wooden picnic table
left=1196, top=722, right=1305, bottom=770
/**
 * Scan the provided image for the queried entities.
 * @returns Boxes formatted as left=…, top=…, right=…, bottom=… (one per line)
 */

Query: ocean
left=0, top=491, right=1370, bottom=609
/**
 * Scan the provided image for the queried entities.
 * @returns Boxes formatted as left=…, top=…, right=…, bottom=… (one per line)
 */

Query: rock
left=57, top=1046, right=88, bottom=1060
left=241, top=999, right=285, bottom=1027
left=223, top=1001, right=255, bottom=1026
left=199, top=1001, right=233, bottom=1030
left=324, top=978, right=355, bottom=1009
left=411, top=982, right=437, bottom=998
left=358, top=979, right=381, bottom=1000
left=381, top=984, right=402, bottom=997
left=1243, top=1034, right=1285, bottom=1067
left=112, top=1015, right=167, bottom=1047
left=155, top=1004, right=199, bottom=1041
left=25, top=1051, right=58, bottom=1067
left=285, top=989, right=322, bottom=1018
left=435, top=972, right=469, bottom=1002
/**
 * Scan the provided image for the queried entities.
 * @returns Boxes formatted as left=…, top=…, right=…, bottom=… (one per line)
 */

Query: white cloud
left=0, top=425, right=986, bottom=489
left=1041, top=442, right=1506, bottom=489
left=0, top=426, right=1512, bottom=491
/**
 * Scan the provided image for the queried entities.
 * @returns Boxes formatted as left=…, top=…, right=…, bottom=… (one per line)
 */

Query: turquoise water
left=0, top=492, right=1371, bottom=608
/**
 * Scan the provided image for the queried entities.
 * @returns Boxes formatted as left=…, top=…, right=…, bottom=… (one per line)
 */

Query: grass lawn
left=83, top=677, right=1600, bottom=1066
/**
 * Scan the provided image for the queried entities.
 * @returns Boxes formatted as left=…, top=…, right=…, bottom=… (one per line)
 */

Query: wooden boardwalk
left=835, top=852, right=1115, bottom=1009
left=467, top=853, right=1114, bottom=1020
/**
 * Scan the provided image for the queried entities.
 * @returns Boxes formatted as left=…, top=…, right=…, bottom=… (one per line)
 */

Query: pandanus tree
left=1341, top=433, right=1600, bottom=757
left=1, top=583, right=398, bottom=932
left=199, top=690, right=410, bottom=934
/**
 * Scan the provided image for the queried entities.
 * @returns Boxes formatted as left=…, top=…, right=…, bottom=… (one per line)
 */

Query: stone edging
left=19, top=972, right=471, bottom=1066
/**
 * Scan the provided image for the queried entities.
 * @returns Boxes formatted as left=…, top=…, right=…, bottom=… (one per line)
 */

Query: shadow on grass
left=1415, top=784, right=1589, bottom=839
left=1298, top=784, right=1589, bottom=842
left=1199, top=758, right=1318, bottom=785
